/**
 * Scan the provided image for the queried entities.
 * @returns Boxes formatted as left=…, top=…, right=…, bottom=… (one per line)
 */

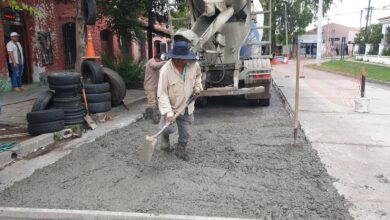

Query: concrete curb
left=0, top=207, right=265, bottom=220
left=0, top=151, right=14, bottom=168
left=306, top=65, right=390, bottom=87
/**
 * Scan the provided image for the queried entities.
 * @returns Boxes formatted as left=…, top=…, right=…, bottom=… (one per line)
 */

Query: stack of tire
left=48, top=72, right=86, bottom=126
left=81, top=60, right=126, bottom=112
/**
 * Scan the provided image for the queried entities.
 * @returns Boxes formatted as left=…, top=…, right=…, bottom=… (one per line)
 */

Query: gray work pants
left=159, top=113, right=194, bottom=143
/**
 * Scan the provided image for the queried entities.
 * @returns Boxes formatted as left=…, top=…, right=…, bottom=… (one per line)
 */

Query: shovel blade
left=139, top=135, right=157, bottom=162
left=84, top=115, right=98, bottom=130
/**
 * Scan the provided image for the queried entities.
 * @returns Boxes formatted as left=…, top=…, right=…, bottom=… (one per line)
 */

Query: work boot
left=144, top=108, right=153, bottom=120
left=175, top=142, right=189, bottom=161
left=160, top=135, right=174, bottom=153
left=13, top=87, right=22, bottom=93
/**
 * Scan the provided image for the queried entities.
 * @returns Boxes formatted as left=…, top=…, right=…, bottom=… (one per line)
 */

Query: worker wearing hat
left=157, top=41, right=202, bottom=161
left=6, top=32, right=24, bottom=92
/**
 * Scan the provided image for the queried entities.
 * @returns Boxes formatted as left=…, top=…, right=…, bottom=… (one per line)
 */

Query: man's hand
left=167, top=116, right=176, bottom=124
left=192, top=89, right=201, bottom=97
left=13, top=63, right=18, bottom=69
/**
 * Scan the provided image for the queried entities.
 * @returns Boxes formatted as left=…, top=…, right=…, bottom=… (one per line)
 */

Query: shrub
left=382, top=48, right=390, bottom=56
left=102, top=54, right=146, bottom=89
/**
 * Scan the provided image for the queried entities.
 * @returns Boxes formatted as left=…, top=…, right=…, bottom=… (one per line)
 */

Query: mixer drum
left=192, top=0, right=247, bottom=17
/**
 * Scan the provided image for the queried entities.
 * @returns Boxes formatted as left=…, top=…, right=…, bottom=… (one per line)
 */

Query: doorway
left=2, top=8, right=32, bottom=84
left=62, top=22, right=76, bottom=70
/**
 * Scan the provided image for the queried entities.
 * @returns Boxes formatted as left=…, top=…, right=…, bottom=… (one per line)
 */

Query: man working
left=7, top=32, right=24, bottom=93
left=158, top=41, right=202, bottom=161
left=144, top=53, right=165, bottom=119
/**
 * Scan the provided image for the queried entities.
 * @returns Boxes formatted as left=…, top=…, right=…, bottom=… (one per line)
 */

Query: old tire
left=65, top=118, right=85, bottom=126
left=86, top=92, right=111, bottom=103
left=27, top=109, right=64, bottom=124
left=83, top=83, right=110, bottom=94
left=53, top=96, right=82, bottom=109
left=31, top=91, right=54, bottom=112
left=88, top=102, right=112, bottom=114
left=28, top=120, right=65, bottom=135
left=102, top=67, right=126, bottom=107
left=54, top=90, right=79, bottom=98
left=47, top=72, right=81, bottom=85
left=85, top=0, right=97, bottom=25
left=81, top=60, right=104, bottom=83
left=49, top=84, right=80, bottom=92
left=62, top=107, right=86, bottom=116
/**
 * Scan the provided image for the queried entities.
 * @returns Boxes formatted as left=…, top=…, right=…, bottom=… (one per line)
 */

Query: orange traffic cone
left=82, top=32, right=100, bottom=60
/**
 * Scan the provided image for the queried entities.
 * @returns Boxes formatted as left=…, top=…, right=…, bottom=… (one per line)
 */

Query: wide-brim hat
left=10, top=32, right=19, bottom=37
left=166, top=41, right=197, bottom=60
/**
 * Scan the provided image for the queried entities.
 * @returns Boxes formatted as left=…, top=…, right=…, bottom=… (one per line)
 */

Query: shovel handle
left=80, top=77, right=90, bottom=113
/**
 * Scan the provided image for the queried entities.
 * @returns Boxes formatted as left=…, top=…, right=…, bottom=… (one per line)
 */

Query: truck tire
left=27, top=109, right=64, bottom=124
left=48, top=72, right=81, bottom=85
left=31, top=91, right=54, bottom=112
left=54, top=90, right=79, bottom=98
left=28, top=120, right=64, bottom=135
left=85, top=0, right=97, bottom=25
left=88, top=102, right=112, bottom=114
left=62, top=107, right=86, bottom=116
left=81, top=60, right=104, bottom=83
left=102, top=67, right=126, bottom=107
left=86, top=92, right=111, bottom=103
left=83, top=83, right=110, bottom=94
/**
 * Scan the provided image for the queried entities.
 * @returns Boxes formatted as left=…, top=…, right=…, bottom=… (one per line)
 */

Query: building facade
left=299, top=23, right=359, bottom=57
left=0, top=1, right=171, bottom=84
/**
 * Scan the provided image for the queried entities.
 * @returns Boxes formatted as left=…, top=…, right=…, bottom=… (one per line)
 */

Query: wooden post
left=293, top=41, right=301, bottom=145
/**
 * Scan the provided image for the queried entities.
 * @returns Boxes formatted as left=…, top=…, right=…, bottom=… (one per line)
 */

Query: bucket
left=354, top=97, right=370, bottom=113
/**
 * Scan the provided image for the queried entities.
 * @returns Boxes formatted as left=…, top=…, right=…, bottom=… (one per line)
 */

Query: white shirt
left=6, top=41, right=23, bottom=64
left=157, top=60, right=203, bottom=117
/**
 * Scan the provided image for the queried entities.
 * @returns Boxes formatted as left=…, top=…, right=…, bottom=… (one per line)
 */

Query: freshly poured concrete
left=0, top=92, right=351, bottom=219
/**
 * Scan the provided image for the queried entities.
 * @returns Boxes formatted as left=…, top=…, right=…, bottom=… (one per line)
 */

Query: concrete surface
left=272, top=59, right=390, bottom=220
left=12, top=133, right=54, bottom=158
left=0, top=91, right=351, bottom=219
left=0, top=151, right=13, bottom=168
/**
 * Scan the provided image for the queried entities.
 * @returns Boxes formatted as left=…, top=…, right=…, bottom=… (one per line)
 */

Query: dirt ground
left=0, top=92, right=352, bottom=219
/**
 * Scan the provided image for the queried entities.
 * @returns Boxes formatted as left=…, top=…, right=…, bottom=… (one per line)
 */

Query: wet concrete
left=0, top=91, right=352, bottom=219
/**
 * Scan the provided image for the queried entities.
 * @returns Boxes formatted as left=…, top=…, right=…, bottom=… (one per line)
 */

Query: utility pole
left=326, top=18, right=329, bottom=57
left=360, top=10, right=363, bottom=30
left=316, top=0, right=323, bottom=65
left=365, top=0, right=372, bottom=34
left=285, top=2, right=289, bottom=55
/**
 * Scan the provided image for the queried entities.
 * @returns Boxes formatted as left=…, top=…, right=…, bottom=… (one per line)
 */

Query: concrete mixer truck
left=169, top=0, right=272, bottom=106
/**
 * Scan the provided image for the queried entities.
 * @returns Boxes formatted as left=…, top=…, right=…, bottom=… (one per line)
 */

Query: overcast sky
left=325, top=0, right=389, bottom=28
left=307, top=0, right=390, bottom=30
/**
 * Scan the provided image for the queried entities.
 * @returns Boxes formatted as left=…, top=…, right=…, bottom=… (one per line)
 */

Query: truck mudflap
left=201, top=86, right=264, bottom=97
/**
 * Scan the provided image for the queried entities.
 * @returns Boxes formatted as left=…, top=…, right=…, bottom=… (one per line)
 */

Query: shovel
left=139, top=95, right=198, bottom=162
left=80, top=77, right=98, bottom=130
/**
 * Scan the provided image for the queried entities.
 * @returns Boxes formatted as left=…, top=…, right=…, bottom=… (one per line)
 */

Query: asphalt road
left=0, top=88, right=352, bottom=219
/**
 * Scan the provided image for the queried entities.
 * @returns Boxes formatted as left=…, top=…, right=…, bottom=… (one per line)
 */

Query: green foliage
left=385, top=26, right=390, bottom=46
left=355, top=24, right=383, bottom=45
left=97, top=0, right=146, bottom=54
left=7, top=0, right=43, bottom=16
left=260, top=0, right=333, bottom=45
left=102, top=54, right=146, bottom=89
left=382, top=48, right=390, bottom=56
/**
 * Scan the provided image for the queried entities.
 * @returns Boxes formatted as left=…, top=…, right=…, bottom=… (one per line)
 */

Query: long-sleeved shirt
left=157, top=60, right=203, bottom=117
left=144, top=58, right=166, bottom=91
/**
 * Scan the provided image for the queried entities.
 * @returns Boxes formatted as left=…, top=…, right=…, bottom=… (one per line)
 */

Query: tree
left=97, top=0, right=146, bottom=58
left=354, top=24, right=383, bottom=45
left=75, top=0, right=86, bottom=73
left=260, top=0, right=333, bottom=48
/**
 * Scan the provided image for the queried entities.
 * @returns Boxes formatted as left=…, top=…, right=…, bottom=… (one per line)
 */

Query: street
left=0, top=89, right=351, bottom=219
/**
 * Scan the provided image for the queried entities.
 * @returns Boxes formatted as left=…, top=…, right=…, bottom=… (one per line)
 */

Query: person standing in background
left=7, top=32, right=24, bottom=93
left=144, top=53, right=166, bottom=119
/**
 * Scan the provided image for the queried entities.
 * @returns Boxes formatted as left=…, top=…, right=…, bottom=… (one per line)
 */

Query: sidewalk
left=0, top=84, right=146, bottom=125
left=272, top=60, right=390, bottom=220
